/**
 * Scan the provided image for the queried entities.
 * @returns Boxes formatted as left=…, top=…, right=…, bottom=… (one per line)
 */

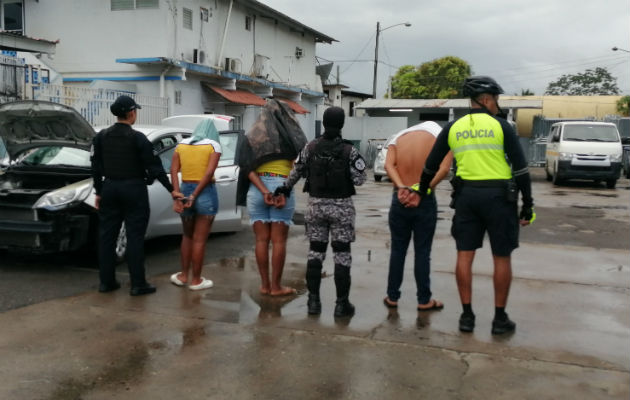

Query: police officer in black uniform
left=275, top=107, right=367, bottom=318
left=91, top=95, right=181, bottom=296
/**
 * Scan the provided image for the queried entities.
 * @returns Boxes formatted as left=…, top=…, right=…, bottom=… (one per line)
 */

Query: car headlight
left=559, top=152, right=573, bottom=161
left=33, top=180, right=93, bottom=211
left=610, top=153, right=622, bottom=162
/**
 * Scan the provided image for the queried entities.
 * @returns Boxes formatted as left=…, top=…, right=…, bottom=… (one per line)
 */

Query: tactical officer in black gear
left=275, top=106, right=367, bottom=318
left=91, top=95, right=181, bottom=296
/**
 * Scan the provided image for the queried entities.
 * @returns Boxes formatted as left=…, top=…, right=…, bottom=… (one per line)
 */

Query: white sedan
left=0, top=101, right=242, bottom=260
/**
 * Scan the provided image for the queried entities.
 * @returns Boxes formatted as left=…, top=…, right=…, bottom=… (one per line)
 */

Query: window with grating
left=183, top=8, right=193, bottom=30
left=111, top=0, right=133, bottom=10
left=136, top=0, right=158, bottom=8
left=111, top=0, right=158, bottom=11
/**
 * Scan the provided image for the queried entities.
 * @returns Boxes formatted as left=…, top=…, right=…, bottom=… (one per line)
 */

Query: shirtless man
left=382, top=121, right=453, bottom=311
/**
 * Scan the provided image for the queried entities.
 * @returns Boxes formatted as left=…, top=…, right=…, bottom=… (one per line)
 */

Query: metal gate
left=32, top=84, right=168, bottom=126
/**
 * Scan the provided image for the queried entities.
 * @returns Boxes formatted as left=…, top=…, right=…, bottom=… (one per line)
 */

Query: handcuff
left=399, top=183, right=431, bottom=196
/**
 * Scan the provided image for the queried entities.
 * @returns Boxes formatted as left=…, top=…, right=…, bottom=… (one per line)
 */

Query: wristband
left=409, top=183, right=430, bottom=195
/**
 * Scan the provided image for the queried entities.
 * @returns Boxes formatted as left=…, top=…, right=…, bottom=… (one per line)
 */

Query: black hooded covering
left=236, top=99, right=307, bottom=205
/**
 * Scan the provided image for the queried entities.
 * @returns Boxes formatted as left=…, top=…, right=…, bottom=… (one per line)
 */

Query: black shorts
left=451, top=186, right=519, bottom=256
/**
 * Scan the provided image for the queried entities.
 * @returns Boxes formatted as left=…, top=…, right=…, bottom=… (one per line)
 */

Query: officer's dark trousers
left=98, top=179, right=150, bottom=288
left=386, top=192, right=437, bottom=305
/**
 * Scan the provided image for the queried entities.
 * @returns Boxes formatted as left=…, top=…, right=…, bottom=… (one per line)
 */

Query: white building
left=20, top=0, right=336, bottom=137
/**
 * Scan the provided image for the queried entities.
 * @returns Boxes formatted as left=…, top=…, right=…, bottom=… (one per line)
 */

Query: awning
left=207, top=85, right=266, bottom=106
left=276, top=97, right=310, bottom=114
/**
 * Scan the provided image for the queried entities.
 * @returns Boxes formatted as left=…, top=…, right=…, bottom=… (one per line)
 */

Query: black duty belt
left=460, top=179, right=509, bottom=188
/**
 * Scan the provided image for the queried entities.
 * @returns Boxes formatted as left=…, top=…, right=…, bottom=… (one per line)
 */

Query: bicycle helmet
left=462, top=76, right=504, bottom=97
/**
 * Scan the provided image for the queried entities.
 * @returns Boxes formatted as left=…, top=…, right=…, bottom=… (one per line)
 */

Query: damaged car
left=0, top=101, right=242, bottom=258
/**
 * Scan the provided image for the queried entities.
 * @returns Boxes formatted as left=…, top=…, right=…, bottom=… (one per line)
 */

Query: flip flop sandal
left=417, top=299, right=444, bottom=311
left=383, top=297, right=398, bottom=308
left=170, top=273, right=186, bottom=287
left=189, top=277, right=214, bottom=291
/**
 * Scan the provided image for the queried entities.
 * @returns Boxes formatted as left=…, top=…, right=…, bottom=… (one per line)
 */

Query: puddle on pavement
left=219, top=257, right=246, bottom=269
left=571, top=205, right=627, bottom=210
left=47, top=343, right=149, bottom=400
left=182, top=325, right=207, bottom=347
left=587, top=192, right=619, bottom=198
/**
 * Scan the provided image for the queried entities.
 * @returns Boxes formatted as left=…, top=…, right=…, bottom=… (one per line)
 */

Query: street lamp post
left=612, top=46, right=630, bottom=54
left=372, top=21, right=411, bottom=98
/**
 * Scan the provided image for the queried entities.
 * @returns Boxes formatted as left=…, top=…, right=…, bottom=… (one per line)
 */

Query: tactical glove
left=519, top=206, right=536, bottom=223
left=273, top=185, right=292, bottom=198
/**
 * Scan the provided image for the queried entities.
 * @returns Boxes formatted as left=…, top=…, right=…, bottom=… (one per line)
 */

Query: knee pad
left=331, top=241, right=350, bottom=253
left=309, top=241, right=328, bottom=253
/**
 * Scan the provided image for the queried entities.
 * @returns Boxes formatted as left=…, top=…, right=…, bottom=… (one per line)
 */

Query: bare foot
left=270, top=286, right=297, bottom=296
left=260, top=286, right=271, bottom=295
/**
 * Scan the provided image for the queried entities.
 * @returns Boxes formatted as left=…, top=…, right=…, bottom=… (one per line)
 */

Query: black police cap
left=110, top=95, right=142, bottom=117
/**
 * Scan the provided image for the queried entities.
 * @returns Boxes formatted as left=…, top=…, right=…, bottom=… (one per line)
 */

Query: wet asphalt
left=0, top=168, right=628, bottom=399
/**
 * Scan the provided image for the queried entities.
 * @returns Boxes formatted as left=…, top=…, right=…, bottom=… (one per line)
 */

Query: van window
left=563, top=125, right=619, bottom=142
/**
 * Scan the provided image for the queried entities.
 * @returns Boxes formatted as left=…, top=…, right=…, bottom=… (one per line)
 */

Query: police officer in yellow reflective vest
left=416, top=76, right=534, bottom=335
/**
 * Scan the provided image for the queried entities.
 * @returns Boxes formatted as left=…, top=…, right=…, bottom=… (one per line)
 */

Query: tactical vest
left=305, top=137, right=355, bottom=198
left=447, top=113, right=512, bottom=180
left=100, top=125, right=145, bottom=180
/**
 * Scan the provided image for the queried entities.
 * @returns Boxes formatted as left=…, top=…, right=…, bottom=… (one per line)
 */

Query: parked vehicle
left=0, top=100, right=242, bottom=259
left=622, top=137, right=630, bottom=179
left=544, top=121, right=623, bottom=188
left=373, top=135, right=398, bottom=182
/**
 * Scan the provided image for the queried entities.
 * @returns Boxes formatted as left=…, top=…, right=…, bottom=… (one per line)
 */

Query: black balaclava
left=322, top=106, right=345, bottom=139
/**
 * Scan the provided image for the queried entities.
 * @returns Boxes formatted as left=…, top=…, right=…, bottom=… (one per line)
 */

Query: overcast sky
left=262, top=0, right=630, bottom=97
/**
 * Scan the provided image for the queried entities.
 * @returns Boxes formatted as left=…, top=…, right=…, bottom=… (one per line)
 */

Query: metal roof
left=116, top=57, right=326, bottom=98
left=356, top=98, right=543, bottom=110
left=236, top=0, right=336, bottom=44
left=0, top=32, right=57, bottom=54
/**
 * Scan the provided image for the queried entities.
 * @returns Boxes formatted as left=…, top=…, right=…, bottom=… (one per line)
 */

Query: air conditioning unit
left=253, top=54, right=270, bottom=78
left=193, top=49, right=205, bottom=64
left=225, top=57, right=242, bottom=73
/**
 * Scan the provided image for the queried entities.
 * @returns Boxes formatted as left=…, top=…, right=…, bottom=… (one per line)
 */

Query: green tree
left=616, top=95, right=630, bottom=116
left=520, top=89, right=534, bottom=95
left=545, top=67, right=620, bottom=95
left=390, top=56, right=471, bottom=99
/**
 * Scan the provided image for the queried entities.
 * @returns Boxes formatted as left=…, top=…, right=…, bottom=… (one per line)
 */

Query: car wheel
left=374, top=174, right=382, bottom=182
left=552, top=163, right=563, bottom=186
left=606, top=179, right=617, bottom=189
left=115, top=224, right=127, bottom=262
left=545, top=163, right=552, bottom=181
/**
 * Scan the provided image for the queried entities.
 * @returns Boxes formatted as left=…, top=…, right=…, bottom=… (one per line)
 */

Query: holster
left=449, top=176, right=462, bottom=209
left=505, top=179, right=518, bottom=203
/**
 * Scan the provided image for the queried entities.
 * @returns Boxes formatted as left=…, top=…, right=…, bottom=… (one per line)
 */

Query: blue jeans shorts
left=180, top=182, right=218, bottom=217
left=247, top=176, right=295, bottom=225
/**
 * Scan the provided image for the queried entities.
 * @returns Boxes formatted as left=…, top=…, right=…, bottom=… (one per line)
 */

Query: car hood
left=0, top=100, right=95, bottom=159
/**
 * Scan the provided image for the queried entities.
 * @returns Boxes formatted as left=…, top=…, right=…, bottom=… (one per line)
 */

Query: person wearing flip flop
left=275, top=107, right=367, bottom=318
left=382, top=121, right=453, bottom=312
left=237, top=100, right=308, bottom=297
left=417, top=76, right=535, bottom=335
left=169, top=119, right=222, bottom=291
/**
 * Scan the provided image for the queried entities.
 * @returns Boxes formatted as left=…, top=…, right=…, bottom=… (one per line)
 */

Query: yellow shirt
left=255, top=159, right=293, bottom=176
left=175, top=138, right=222, bottom=181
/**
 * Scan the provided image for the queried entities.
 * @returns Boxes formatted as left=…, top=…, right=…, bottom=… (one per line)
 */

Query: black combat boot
left=333, top=264, right=354, bottom=318
left=306, top=259, right=323, bottom=315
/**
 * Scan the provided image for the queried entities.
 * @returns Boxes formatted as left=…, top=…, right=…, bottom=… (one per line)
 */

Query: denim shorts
left=180, top=182, right=218, bottom=217
left=247, top=176, right=295, bottom=225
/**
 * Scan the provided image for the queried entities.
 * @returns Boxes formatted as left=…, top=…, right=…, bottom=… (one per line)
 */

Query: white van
left=545, top=121, right=623, bottom=188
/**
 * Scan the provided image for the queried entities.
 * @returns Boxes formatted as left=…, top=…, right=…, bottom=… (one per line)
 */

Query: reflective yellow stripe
left=451, top=143, right=504, bottom=154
